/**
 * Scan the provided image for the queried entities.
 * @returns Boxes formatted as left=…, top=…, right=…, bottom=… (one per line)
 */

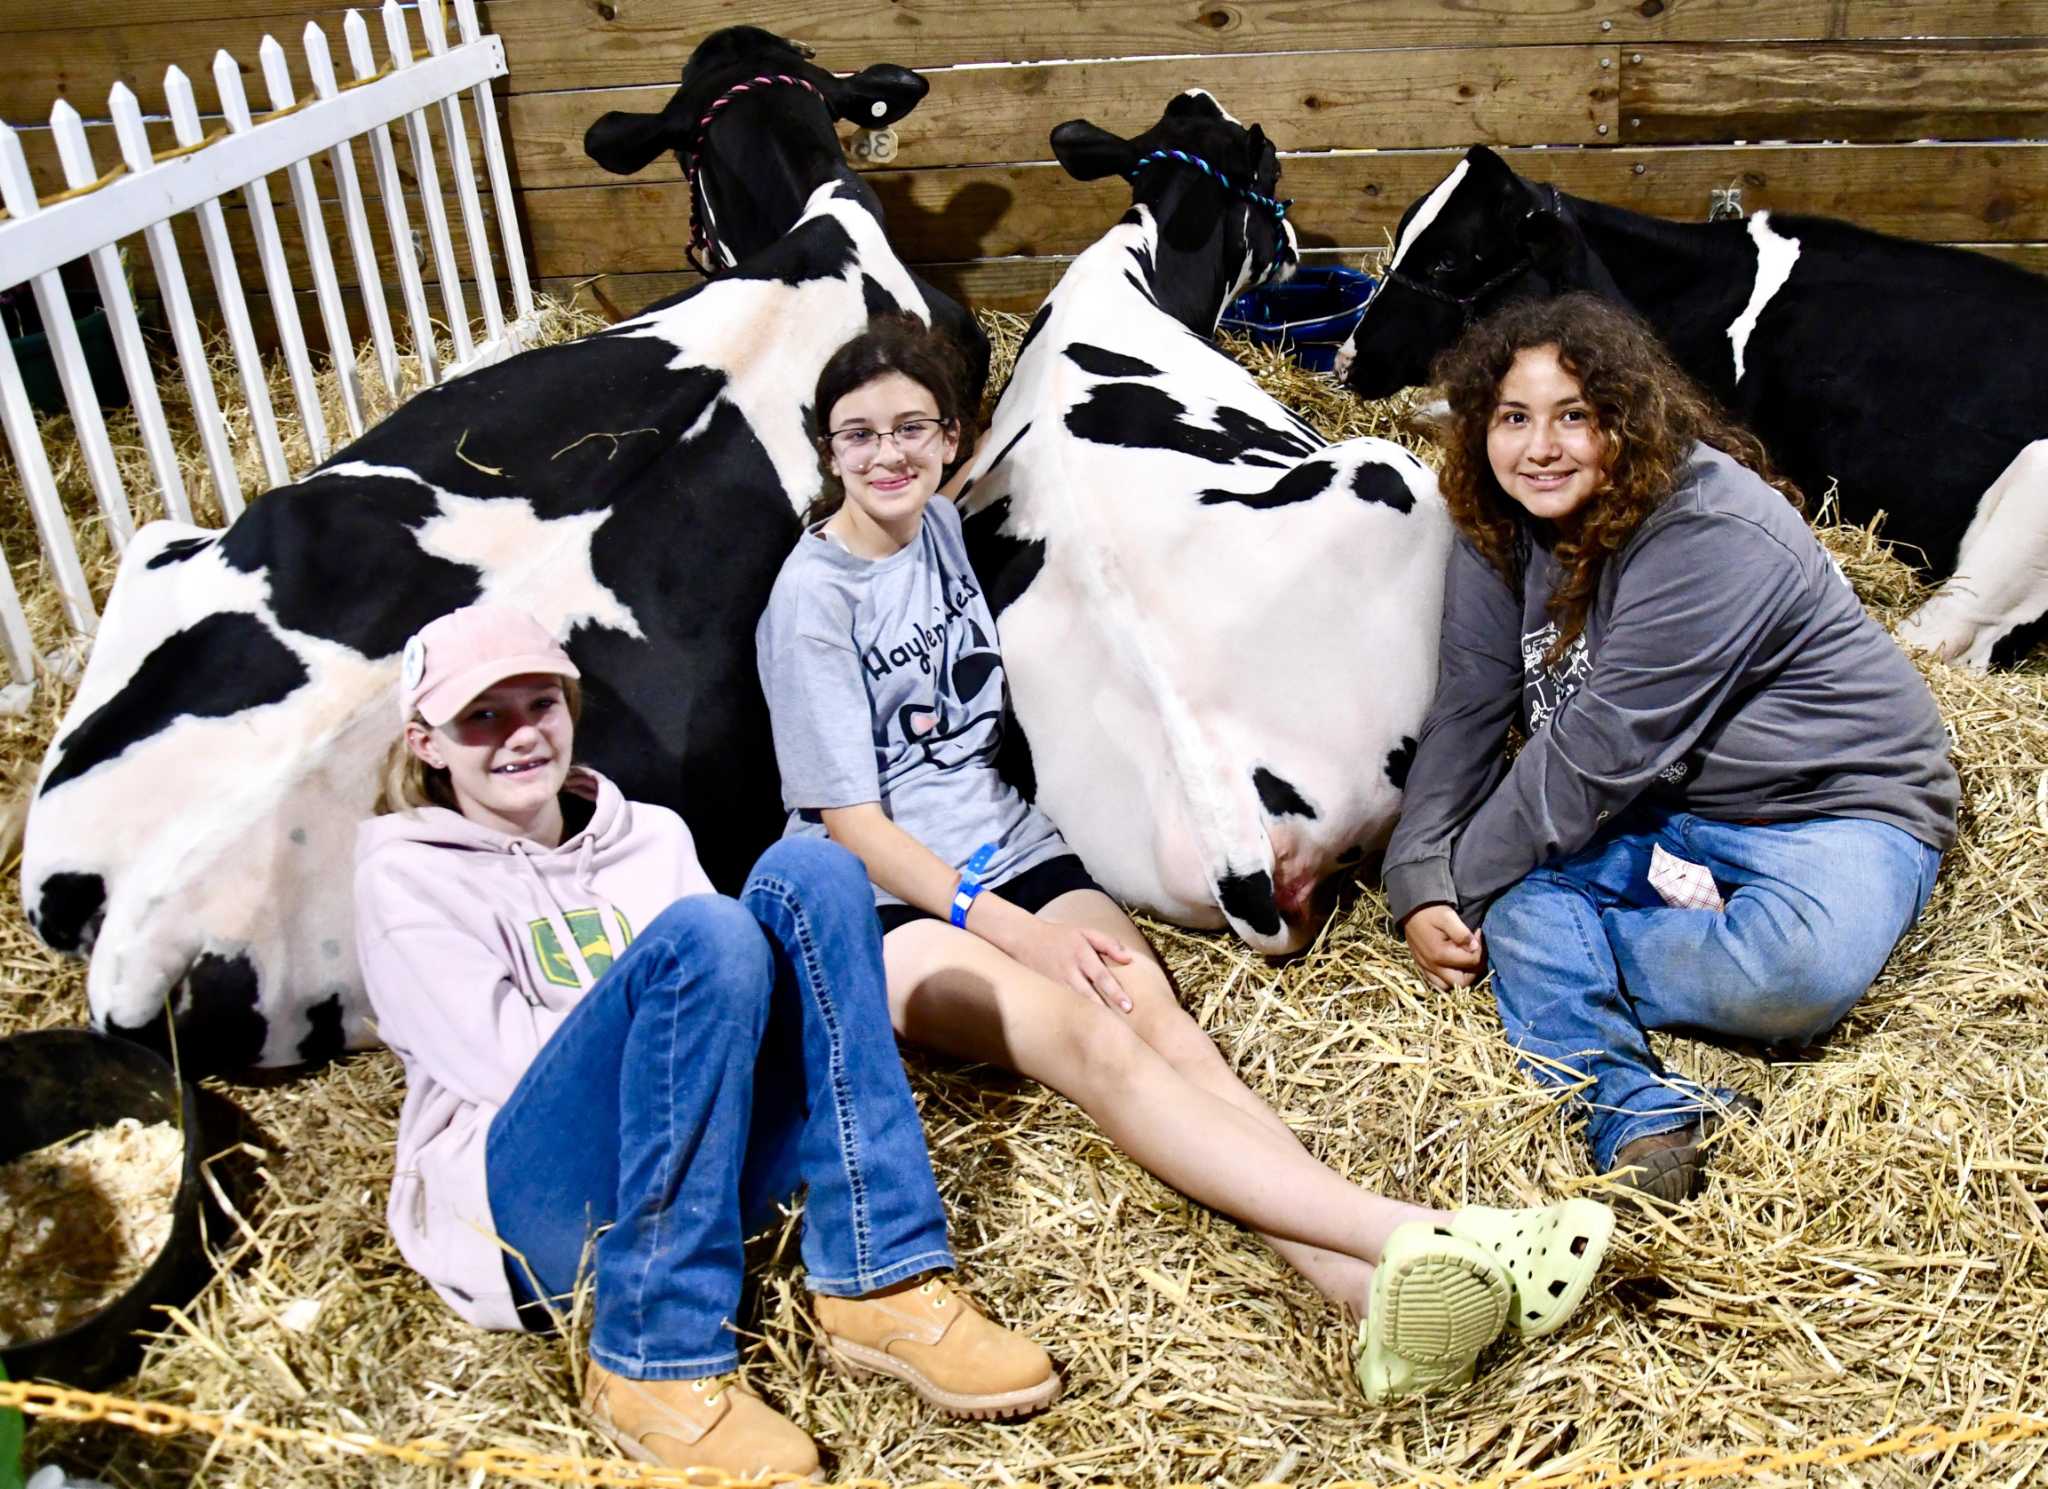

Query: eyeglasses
left=827, top=418, right=949, bottom=469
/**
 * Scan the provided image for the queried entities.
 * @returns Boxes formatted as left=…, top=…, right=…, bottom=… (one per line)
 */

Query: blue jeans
left=1482, top=806, right=1941, bottom=1171
left=484, top=838, right=952, bottom=1380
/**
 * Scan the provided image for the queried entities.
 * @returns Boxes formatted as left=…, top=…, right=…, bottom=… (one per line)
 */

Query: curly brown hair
left=1433, top=293, right=1800, bottom=664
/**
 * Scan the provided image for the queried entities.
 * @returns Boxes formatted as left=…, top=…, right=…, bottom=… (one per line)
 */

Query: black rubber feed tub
left=0, top=1029, right=205, bottom=1389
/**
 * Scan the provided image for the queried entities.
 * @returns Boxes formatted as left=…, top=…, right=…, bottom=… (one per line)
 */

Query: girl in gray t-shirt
left=755, top=316, right=1611, bottom=1404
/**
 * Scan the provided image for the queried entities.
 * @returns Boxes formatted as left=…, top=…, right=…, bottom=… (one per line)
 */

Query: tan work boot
left=583, top=1359, right=819, bottom=1477
left=813, top=1275, right=1061, bottom=1419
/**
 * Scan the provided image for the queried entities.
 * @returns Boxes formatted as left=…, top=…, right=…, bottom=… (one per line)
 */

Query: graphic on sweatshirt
left=1522, top=621, right=1593, bottom=734
left=877, top=611, right=1007, bottom=786
left=528, top=907, right=636, bottom=988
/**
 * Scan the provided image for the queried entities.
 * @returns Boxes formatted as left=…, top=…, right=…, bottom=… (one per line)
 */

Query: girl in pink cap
left=354, top=602, right=1058, bottom=1478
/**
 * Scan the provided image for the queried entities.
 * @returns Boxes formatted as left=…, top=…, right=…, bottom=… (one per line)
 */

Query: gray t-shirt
left=756, top=497, right=1068, bottom=907
left=1384, top=441, right=1959, bottom=926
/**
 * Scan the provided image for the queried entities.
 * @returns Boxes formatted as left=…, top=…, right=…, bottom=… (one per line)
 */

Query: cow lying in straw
left=956, top=92, right=1451, bottom=954
left=1336, top=144, right=2048, bottom=669
left=20, top=26, right=983, bottom=1069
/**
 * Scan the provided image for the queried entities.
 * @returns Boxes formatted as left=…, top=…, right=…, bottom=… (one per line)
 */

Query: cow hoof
left=1897, top=603, right=1994, bottom=672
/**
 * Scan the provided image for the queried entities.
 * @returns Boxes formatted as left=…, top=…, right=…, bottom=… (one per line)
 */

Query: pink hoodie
left=352, top=768, right=714, bottom=1329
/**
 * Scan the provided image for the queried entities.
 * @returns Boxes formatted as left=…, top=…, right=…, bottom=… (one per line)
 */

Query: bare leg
left=1036, top=891, right=1393, bottom=1313
left=883, top=916, right=1438, bottom=1318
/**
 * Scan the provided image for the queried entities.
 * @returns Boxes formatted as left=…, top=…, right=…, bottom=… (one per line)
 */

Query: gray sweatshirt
left=1384, top=442, right=1958, bottom=926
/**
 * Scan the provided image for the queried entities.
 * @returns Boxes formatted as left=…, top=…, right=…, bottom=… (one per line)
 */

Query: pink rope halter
left=684, top=72, right=826, bottom=275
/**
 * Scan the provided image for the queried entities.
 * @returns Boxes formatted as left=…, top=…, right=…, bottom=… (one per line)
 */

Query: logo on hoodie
left=529, top=907, right=636, bottom=988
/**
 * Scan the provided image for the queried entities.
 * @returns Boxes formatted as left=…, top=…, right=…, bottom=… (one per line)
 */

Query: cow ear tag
left=401, top=634, right=426, bottom=691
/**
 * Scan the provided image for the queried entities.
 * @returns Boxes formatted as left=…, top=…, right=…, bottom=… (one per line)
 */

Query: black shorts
left=876, top=854, right=1103, bottom=937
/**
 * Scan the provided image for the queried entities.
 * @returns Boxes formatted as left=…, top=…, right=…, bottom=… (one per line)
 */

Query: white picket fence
left=0, top=0, right=537, bottom=712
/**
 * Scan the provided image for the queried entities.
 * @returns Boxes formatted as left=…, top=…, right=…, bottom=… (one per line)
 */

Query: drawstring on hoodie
left=513, top=841, right=603, bottom=996
left=511, top=824, right=628, bottom=998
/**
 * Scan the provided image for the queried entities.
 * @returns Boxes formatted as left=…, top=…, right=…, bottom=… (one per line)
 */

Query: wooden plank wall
left=5, top=1, right=2048, bottom=336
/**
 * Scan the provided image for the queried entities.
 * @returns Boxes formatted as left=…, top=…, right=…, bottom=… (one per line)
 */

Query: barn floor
left=3, top=307, right=2047, bottom=1488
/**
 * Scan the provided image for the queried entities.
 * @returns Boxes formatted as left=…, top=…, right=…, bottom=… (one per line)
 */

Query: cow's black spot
left=1123, top=270, right=1160, bottom=306
left=1253, top=768, right=1317, bottom=820
left=297, top=992, right=346, bottom=1065
left=1015, top=302, right=1053, bottom=364
left=234, top=341, right=730, bottom=656
left=146, top=537, right=214, bottom=569
left=43, top=613, right=310, bottom=797
left=1353, top=460, right=1418, bottom=512
left=1064, top=344, right=1162, bottom=379
left=1127, top=238, right=1157, bottom=284
left=574, top=393, right=796, bottom=893
left=721, top=215, right=860, bottom=289
left=959, top=422, right=1044, bottom=616
left=1119, top=207, right=1144, bottom=228
left=1201, top=459, right=1335, bottom=508
left=861, top=272, right=901, bottom=321
left=1385, top=735, right=1418, bottom=789
left=32, top=871, right=106, bottom=954
left=105, top=951, right=268, bottom=1075
left=995, top=705, right=1038, bottom=802
left=1067, top=382, right=1315, bottom=467
left=1217, top=870, right=1283, bottom=939
left=1216, top=406, right=1317, bottom=459
left=219, top=473, right=481, bottom=656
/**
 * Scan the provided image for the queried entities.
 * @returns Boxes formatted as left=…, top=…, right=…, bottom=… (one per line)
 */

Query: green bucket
left=9, top=307, right=130, bottom=418
left=1, top=1357, right=22, bottom=1489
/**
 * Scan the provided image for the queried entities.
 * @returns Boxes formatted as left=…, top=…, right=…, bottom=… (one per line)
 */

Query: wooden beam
left=1621, top=42, right=2048, bottom=144
left=490, top=1, right=1643, bottom=92
left=0, top=9, right=371, bottom=123
left=508, top=45, right=1618, bottom=190
left=483, top=0, right=2048, bottom=92
left=521, top=142, right=2048, bottom=276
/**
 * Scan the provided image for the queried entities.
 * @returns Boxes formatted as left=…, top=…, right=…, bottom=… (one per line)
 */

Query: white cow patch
left=1386, top=158, right=1471, bottom=277
left=1727, top=211, right=1800, bottom=385
left=618, top=188, right=932, bottom=516
left=1184, top=87, right=1241, bottom=126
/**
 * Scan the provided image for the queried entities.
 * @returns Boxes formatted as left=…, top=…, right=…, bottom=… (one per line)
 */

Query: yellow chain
left=4, top=1379, right=2047, bottom=1488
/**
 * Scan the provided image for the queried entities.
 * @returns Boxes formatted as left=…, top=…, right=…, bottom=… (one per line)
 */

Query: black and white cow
left=957, top=93, right=1449, bottom=954
left=21, top=27, right=983, bottom=1070
left=1336, top=144, right=2048, bottom=668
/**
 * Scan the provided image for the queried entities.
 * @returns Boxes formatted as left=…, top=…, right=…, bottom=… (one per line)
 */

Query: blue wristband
left=950, top=878, right=985, bottom=928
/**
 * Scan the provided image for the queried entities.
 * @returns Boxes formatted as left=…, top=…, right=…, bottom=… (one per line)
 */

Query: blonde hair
left=373, top=676, right=584, bottom=816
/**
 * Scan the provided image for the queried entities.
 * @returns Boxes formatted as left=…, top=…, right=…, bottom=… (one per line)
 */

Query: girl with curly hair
left=1385, top=293, right=1958, bottom=1203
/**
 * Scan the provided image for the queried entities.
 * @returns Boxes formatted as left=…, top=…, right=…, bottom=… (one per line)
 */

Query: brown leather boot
left=813, top=1275, right=1061, bottom=1419
left=583, top=1360, right=819, bottom=1477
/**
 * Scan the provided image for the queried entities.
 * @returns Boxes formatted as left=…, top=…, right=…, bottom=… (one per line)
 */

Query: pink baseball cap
left=398, top=604, right=581, bottom=726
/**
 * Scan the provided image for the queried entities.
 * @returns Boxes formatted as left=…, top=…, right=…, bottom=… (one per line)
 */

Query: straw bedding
left=2, top=297, right=2045, bottom=1487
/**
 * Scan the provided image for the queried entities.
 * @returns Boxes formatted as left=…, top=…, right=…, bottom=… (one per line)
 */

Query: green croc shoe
left=1447, top=1198, right=1615, bottom=1338
left=1354, top=1221, right=1512, bottom=1405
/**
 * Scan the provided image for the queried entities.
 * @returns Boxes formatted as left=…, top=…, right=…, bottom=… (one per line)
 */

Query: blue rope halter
left=1124, top=147, right=1292, bottom=223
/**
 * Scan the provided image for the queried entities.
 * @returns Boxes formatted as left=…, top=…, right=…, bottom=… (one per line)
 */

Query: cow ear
left=822, top=64, right=928, bottom=127
left=1051, top=119, right=1136, bottom=182
left=584, top=110, right=677, bottom=177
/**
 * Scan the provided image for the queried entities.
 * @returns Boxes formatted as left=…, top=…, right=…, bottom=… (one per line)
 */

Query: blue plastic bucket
left=1221, top=265, right=1377, bottom=372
